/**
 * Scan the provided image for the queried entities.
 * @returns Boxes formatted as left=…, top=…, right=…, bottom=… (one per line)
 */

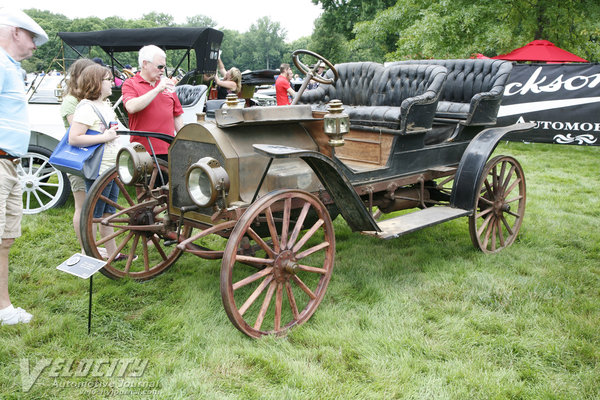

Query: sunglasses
left=147, top=61, right=165, bottom=70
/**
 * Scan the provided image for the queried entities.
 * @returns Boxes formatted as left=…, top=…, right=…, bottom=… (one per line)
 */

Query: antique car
left=21, top=27, right=223, bottom=214
left=79, top=50, right=532, bottom=338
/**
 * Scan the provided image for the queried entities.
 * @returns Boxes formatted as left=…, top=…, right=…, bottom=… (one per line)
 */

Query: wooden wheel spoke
left=296, top=264, right=328, bottom=274
left=482, top=217, right=493, bottom=250
left=98, top=193, right=125, bottom=212
left=291, top=275, right=316, bottom=300
left=233, top=267, right=274, bottom=290
left=502, top=164, right=516, bottom=191
left=285, top=281, right=300, bottom=320
left=292, top=219, right=324, bottom=253
left=482, top=178, right=493, bottom=197
left=499, top=161, right=507, bottom=190
left=123, top=234, right=141, bottom=274
left=295, top=241, right=330, bottom=260
left=491, top=219, right=498, bottom=252
left=504, top=178, right=521, bottom=197
left=265, top=207, right=280, bottom=253
left=246, top=226, right=276, bottom=258
left=254, top=280, right=277, bottom=330
left=114, top=178, right=135, bottom=206
left=500, top=214, right=515, bottom=236
left=280, top=198, right=292, bottom=249
left=475, top=206, right=493, bottom=220
left=477, top=212, right=494, bottom=239
left=150, top=234, right=168, bottom=260
left=142, top=236, right=150, bottom=272
left=238, top=275, right=273, bottom=316
left=288, top=202, right=311, bottom=249
left=497, top=219, right=506, bottom=247
left=274, top=283, right=283, bottom=331
left=95, top=228, right=127, bottom=247
left=235, top=255, right=275, bottom=267
left=105, top=231, right=134, bottom=263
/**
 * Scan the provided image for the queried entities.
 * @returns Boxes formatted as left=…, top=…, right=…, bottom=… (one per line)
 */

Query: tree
left=351, top=0, right=600, bottom=62
left=236, top=17, right=288, bottom=70
left=312, top=0, right=396, bottom=40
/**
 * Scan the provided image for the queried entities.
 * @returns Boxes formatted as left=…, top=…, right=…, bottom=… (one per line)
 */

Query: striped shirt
left=0, top=47, right=30, bottom=157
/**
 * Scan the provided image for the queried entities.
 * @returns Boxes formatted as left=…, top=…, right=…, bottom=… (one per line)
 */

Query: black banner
left=498, top=63, right=600, bottom=145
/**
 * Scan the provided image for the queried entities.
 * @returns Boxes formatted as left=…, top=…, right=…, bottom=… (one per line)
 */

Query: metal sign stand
left=57, top=253, right=106, bottom=335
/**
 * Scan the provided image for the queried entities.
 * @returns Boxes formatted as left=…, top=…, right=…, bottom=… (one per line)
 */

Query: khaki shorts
left=0, top=160, right=23, bottom=244
left=68, top=173, right=86, bottom=192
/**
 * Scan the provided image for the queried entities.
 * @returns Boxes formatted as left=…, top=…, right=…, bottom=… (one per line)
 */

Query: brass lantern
left=323, top=99, right=349, bottom=147
left=186, top=157, right=230, bottom=208
left=116, top=143, right=154, bottom=185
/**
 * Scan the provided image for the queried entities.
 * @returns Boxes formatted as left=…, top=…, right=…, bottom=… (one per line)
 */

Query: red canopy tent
left=491, top=40, right=588, bottom=62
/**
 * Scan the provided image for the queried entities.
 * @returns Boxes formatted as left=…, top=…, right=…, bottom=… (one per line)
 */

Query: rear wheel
left=81, top=160, right=185, bottom=281
left=469, top=155, right=526, bottom=253
left=221, top=190, right=335, bottom=338
left=18, top=145, right=70, bottom=214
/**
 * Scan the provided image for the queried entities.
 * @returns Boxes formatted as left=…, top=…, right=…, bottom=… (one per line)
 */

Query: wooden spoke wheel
left=221, top=189, right=335, bottom=338
left=81, top=160, right=187, bottom=281
left=469, top=155, right=526, bottom=253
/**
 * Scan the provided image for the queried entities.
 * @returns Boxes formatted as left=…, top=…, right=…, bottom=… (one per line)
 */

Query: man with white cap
left=0, top=8, right=48, bottom=325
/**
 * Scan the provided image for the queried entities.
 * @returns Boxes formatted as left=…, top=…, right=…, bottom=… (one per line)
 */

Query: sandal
left=113, top=253, right=138, bottom=262
left=0, top=305, right=33, bottom=326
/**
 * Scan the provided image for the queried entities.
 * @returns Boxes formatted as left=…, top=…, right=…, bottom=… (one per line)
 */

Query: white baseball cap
left=0, top=8, right=48, bottom=47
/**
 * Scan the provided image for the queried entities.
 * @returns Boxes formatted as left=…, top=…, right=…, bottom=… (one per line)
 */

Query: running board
left=362, top=206, right=471, bottom=240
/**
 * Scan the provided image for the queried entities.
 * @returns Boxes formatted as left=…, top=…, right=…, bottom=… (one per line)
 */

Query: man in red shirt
left=122, top=45, right=183, bottom=160
left=275, top=63, right=295, bottom=106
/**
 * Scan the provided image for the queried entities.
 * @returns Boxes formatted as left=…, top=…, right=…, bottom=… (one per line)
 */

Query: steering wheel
left=292, top=49, right=338, bottom=85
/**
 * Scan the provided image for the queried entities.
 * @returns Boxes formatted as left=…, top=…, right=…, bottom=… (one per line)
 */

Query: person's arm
left=174, top=115, right=183, bottom=132
left=287, top=86, right=296, bottom=97
left=123, top=82, right=167, bottom=114
left=214, top=74, right=237, bottom=92
left=217, top=58, right=227, bottom=77
left=68, top=121, right=117, bottom=147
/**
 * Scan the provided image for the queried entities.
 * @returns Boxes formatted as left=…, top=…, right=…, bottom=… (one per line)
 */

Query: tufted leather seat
left=175, top=84, right=208, bottom=107
left=298, top=62, right=447, bottom=134
left=175, top=84, right=209, bottom=124
left=389, top=59, right=512, bottom=126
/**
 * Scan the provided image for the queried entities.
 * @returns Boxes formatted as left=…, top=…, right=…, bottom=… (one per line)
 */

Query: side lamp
left=116, top=143, right=154, bottom=185
left=323, top=99, right=349, bottom=147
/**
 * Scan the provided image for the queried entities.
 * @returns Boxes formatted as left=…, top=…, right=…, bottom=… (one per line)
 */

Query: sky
left=18, top=0, right=323, bottom=42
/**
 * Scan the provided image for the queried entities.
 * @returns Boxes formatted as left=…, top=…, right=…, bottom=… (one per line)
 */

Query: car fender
left=450, top=122, right=535, bottom=211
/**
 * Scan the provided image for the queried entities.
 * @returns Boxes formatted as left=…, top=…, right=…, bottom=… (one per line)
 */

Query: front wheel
left=221, top=190, right=335, bottom=338
left=469, top=155, right=526, bottom=253
left=80, top=160, right=185, bottom=281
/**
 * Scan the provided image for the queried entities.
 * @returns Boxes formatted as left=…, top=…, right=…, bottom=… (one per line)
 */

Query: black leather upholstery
left=175, top=84, right=208, bottom=107
left=298, top=62, right=447, bottom=134
left=389, top=59, right=512, bottom=125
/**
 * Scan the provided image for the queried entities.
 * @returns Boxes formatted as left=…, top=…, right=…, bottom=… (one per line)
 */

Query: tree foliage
left=350, top=0, right=600, bottom=62
left=21, top=10, right=291, bottom=73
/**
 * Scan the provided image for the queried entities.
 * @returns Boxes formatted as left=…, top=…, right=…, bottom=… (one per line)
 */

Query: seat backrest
left=388, top=59, right=512, bottom=125
left=175, top=84, right=208, bottom=107
left=389, top=59, right=511, bottom=102
left=299, top=62, right=383, bottom=107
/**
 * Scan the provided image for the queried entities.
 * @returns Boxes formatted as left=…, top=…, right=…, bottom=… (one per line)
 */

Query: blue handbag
left=49, top=102, right=108, bottom=180
left=49, top=129, right=105, bottom=179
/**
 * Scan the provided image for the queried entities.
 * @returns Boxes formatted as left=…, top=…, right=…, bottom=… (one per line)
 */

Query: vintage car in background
left=78, top=49, right=532, bottom=338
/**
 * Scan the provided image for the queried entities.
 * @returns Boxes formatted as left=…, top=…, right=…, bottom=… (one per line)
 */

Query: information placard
left=57, top=253, right=106, bottom=279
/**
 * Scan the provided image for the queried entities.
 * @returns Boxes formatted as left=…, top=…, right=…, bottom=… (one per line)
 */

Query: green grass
left=1, top=142, right=599, bottom=399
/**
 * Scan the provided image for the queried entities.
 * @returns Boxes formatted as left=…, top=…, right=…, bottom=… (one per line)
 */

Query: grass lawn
left=1, top=141, right=598, bottom=399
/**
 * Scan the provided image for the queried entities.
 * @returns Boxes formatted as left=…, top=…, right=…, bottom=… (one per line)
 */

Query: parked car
left=78, top=50, right=532, bottom=338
